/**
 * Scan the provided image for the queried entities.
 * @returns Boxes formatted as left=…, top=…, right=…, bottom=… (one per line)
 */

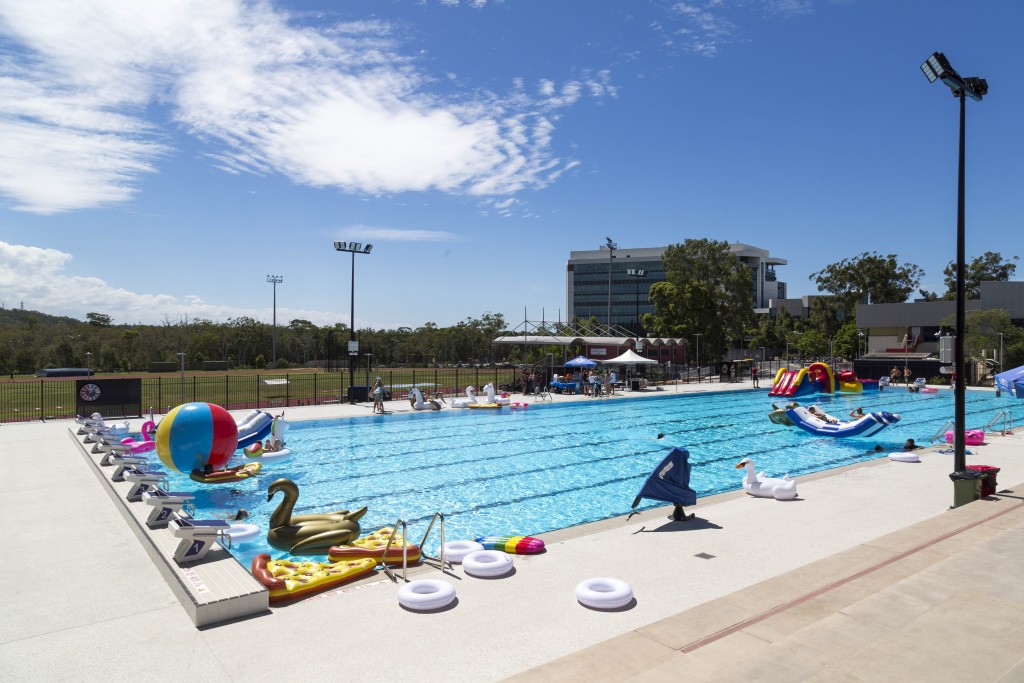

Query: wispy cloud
left=654, top=0, right=814, bottom=57
left=0, top=0, right=601, bottom=214
left=0, top=240, right=337, bottom=325
left=339, top=227, right=458, bottom=242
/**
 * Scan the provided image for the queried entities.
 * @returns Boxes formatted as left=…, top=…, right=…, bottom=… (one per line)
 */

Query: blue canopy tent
left=995, top=365, right=1024, bottom=398
left=628, top=447, right=697, bottom=521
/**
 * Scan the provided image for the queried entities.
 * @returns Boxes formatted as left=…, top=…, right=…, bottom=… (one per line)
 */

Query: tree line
left=1, top=243, right=1020, bottom=376
left=0, top=309, right=512, bottom=374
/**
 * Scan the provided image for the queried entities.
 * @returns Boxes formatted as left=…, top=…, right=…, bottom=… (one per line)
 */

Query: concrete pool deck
left=2, top=382, right=1024, bottom=681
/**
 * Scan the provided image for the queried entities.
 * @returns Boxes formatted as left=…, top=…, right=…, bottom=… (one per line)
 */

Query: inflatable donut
left=443, top=540, right=484, bottom=564
left=576, top=577, right=633, bottom=610
left=397, top=579, right=457, bottom=611
left=226, top=523, right=261, bottom=543
left=462, top=550, right=513, bottom=578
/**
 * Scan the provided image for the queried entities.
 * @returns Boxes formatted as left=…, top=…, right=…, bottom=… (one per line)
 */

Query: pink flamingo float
left=119, top=420, right=157, bottom=454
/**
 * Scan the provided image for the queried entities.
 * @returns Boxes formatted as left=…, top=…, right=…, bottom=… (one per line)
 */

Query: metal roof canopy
left=493, top=320, right=686, bottom=347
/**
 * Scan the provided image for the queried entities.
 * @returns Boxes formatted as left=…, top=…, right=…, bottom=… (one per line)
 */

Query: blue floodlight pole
left=920, top=52, right=987, bottom=474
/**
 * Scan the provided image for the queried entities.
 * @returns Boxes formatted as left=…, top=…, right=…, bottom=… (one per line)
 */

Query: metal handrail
left=984, top=411, right=1014, bottom=435
left=418, top=512, right=450, bottom=574
left=380, top=518, right=410, bottom=583
left=930, top=420, right=954, bottom=444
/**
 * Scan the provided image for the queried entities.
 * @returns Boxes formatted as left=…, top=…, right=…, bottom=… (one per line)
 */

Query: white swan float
left=484, top=382, right=511, bottom=406
left=735, top=458, right=797, bottom=500
left=409, top=387, right=442, bottom=410
left=450, top=386, right=479, bottom=409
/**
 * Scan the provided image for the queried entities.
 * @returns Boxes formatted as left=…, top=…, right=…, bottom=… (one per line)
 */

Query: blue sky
left=1, top=0, right=1021, bottom=330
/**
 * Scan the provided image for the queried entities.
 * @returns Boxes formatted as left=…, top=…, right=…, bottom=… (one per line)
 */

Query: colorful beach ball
left=155, top=402, right=238, bottom=473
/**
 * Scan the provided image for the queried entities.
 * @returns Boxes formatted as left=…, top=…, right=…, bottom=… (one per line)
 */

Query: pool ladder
left=929, top=420, right=954, bottom=445
left=379, top=512, right=451, bottom=583
left=985, top=411, right=1014, bottom=435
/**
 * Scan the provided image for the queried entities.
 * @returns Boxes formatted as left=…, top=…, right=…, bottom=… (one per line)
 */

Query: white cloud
left=339, top=227, right=458, bottom=242
left=0, top=0, right=597, bottom=214
left=0, top=240, right=338, bottom=325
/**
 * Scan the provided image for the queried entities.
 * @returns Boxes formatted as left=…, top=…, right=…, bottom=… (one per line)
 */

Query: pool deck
left=3, top=382, right=1024, bottom=681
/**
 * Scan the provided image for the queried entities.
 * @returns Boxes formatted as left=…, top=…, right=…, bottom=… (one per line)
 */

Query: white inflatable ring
left=397, top=579, right=456, bottom=611
left=888, top=452, right=921, bottom=463
left=576, top=578, right=633, bottom=610
left=225, top=523, right=260, bottom=543
left=443, top=540, right=484, bottom=564
left=462, top=550, right=514, bottom=578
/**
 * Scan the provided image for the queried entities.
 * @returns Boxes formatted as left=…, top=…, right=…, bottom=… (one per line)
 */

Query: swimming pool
left=159, top=388, right=1022, bottom=569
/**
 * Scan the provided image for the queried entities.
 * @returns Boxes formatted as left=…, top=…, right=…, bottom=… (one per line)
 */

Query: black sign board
left=76, top=378, right=143, bottom=418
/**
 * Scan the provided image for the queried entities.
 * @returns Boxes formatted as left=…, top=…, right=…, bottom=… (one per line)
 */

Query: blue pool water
left=156, top=388, right=1022, bottom=569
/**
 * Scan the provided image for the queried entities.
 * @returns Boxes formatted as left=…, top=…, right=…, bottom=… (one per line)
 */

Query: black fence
left=2, top=361, right=859, bottom=424
left=1, top=368, right=523, bottom=423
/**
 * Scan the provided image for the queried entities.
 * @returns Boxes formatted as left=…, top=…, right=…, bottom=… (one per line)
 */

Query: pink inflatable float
left=945, top=429, right=984, bottom=445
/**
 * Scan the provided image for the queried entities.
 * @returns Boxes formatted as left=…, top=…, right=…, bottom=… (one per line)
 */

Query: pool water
left=157, top=388, right=1022, bottom=569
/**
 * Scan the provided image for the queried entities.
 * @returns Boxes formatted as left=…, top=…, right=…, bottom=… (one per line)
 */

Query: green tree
left=797, top=330, right=828, bottom=358
left=646, top=239, right=755, bottom=360
left=941, top=251, right=1018, bottom=300
left=832, top=323, right=860, bottom=361
left=810, top=252, right=924, bottom=322
left=86, top=312, right=113, bottom=327
left=808, top=297, right=843, bottom=339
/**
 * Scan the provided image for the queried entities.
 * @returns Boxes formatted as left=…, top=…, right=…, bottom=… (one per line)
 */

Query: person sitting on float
left=264, top=438, right=275, bottom=452
left=809, top=406, right=839, bottom=424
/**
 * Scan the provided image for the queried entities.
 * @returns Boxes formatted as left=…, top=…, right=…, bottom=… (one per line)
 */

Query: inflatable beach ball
left=155, top=402, right=238, bottom=473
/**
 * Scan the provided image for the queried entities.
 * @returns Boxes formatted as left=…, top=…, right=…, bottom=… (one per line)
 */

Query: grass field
left=0, top=366, right=520, bottom=423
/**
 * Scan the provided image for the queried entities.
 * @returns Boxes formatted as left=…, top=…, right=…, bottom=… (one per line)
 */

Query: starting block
left=142, top=487, right=195, bottom=528
left=124, top=468, right=167, bottom=502
left=110, top=454, right=149, bottom=480
left=170, top=518, right=230, bottom=564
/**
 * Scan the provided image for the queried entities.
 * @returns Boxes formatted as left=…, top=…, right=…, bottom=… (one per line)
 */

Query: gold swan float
left=266, top=478, right=367, bottom=555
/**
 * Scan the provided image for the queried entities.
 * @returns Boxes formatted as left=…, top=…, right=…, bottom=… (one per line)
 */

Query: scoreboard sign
left=75, top=378, right=143, bottom=418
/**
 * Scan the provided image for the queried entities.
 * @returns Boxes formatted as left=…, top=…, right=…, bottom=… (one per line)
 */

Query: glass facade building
left=567, top=243, right=787, bottom=329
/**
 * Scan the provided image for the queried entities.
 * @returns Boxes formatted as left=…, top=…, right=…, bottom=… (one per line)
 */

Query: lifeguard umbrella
left=995, top=365, right=1024, bottom=398
left=627, top=447, right=697, bottom=521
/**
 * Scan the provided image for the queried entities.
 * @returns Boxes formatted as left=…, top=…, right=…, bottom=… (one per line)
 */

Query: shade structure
left=630, top=447, right=697, bottom=511
left=565, top=355, right=598, bottom=368
left=995, top=365, right=1024, bottom=398
left=602, top=348, right=658, bottom=365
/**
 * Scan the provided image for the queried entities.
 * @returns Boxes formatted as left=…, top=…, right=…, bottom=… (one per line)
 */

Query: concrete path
left=2, top=382, right=1022, bottom=682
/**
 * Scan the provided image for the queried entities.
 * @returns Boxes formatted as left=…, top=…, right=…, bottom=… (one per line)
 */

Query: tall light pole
left=333, top=241, right=374, bottom=403
left=85, top=351, right=91, bottom=376
left=694, top=332, right=701, bottom=381
left=602, top=237, right=617, bottom=327
left=176, top=351, right=185, bottom=405
left=998, top=332, right=1004, bottom=371
left=626, top=268, right=646, bottom=337
left=858, top=331, right=865, bottom=358
left=267, top=275, right=283, bottom=366
left=921, top=52, right=987, bottom=476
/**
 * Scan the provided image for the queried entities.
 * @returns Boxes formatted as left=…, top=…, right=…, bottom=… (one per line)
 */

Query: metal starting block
left=124, top=468, right=167, bottom=502
left=170, top=518, right=230, bottom=564
left=110, top=454, right=149, bottom=480
left=142, top=487, right=196, bottom=528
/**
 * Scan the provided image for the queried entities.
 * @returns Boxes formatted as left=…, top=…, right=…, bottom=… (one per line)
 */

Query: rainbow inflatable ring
left=475, top=535, right=545, bottom=555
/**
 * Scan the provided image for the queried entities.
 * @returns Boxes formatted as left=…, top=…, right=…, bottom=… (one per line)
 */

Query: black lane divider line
left=294, top=446, right=668, bottom=513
